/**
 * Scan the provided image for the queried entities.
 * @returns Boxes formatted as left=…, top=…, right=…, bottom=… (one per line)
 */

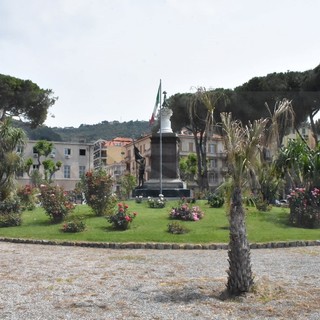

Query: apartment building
left=16, top=140, right=94, bottom=191
left=93, top=137, right=131, bottom=169
left=93, top=137, right=132, bottom=193
left=282, top=123, right=315, bottom=148
left=178, top=130, right=226, bottom=190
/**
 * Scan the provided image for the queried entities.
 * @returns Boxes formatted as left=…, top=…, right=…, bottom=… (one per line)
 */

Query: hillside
left=14, top=120, right=152, bottom=142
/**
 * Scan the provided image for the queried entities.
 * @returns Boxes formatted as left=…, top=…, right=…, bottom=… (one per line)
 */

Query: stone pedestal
left=133, top=130, right=190, bottom=198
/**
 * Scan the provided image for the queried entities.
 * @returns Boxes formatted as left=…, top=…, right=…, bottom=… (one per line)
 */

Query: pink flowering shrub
left=288, top=187, right=320, bottom=228
left=107, top=203, right=137, bottom=230
left=170, top=203, right=204, bottom=221
left=82, top=169, right=116, bottom=216
left=40, top=184, right=75, bottom=223
left=17, top=185, right=39, bottom=211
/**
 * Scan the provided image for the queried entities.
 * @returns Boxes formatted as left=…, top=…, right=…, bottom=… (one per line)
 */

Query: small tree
left=179, top=153, right=197, bottom=183
left=25, top=140, right=62, bottom=184
left=82, top=169, right=116, bottom=216
left=119, top=173, right=136, bottom=200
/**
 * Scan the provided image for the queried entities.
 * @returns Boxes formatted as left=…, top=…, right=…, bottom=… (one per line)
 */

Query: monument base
left=132, top=179, right=190, bottom=198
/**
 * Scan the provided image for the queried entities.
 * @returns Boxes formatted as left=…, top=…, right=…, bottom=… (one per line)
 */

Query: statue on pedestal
left=134, top=145, right=145, bottom=188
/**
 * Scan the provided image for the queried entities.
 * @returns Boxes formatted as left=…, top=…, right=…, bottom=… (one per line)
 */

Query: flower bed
left=147, top=195, right=166, bottom=208
left=170, top=203, right=204, bottom=221
left=107, top=203, right=137, bottom=230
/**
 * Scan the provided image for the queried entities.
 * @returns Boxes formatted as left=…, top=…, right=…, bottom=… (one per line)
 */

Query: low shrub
left=107, top=202, right=137, bottom=230
left=135, top=196, right=143, bottom=203
left=147, top=194, right=166, bottom=208
left=167, top=221, right=190, bottom=234
left=207, top=193, right=224, bottom=208
left=170, top=203, right=204, bottom=221
left=179, top=197, right=196, bottom=204
left=255, top=199, right=272, bottom=212
left=61, top=219, right=86, bottom=233
left=0, top=196, right=22, bottom=227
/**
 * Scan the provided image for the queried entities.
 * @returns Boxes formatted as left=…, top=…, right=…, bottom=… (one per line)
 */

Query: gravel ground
left=0, top=242, right=319, bottom=320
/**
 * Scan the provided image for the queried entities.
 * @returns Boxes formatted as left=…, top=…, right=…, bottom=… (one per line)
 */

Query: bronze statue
left=134, top=145, right=145, bottom=188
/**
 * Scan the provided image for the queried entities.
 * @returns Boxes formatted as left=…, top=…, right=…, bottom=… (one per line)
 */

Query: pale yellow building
left=16, top=140, right=94, bottom=191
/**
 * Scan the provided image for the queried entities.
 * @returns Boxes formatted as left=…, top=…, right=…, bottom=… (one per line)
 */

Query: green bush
left=207, top=193, right=225, bottom=208
left=61, top=219, right=86, bottom=233
left=40, top=184, right=74, bottom=223
left=0, top=196, right=22, bottom=227
left=167, top=221, right=190, bottom=234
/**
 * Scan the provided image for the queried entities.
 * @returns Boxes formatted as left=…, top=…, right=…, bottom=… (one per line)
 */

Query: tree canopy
left=0, top=74, right=57, bottom=128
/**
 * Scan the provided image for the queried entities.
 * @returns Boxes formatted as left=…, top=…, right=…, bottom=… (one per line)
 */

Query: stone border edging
left=0, top=237, right=319, bottom=250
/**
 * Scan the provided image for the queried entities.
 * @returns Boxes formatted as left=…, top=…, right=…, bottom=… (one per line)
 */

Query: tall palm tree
left=221, top=113, right=268, bottom=295
left=221, top=99, right=295, bottom=295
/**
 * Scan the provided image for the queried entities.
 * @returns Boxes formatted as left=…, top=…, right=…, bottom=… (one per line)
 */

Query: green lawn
left=0, top=200, right=319, bottom=244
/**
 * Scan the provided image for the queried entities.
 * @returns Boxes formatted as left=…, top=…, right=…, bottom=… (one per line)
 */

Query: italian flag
left=149, top=81, right=161, bottom=125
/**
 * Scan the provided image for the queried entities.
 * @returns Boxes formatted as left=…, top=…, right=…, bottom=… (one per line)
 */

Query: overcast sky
left=1, top=0, right=319, bottom=128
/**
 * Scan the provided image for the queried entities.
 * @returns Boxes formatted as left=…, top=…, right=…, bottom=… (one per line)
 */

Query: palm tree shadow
left=153, top=288, right=211, bottom=304
left=153, top=285, right=227, bottom=304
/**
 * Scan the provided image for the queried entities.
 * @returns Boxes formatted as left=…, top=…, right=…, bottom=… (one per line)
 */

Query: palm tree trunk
left=227, top=186, right=254, bottom=295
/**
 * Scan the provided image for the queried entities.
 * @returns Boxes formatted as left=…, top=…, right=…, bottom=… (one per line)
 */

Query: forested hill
left=14, top=120, right=151, bottom=142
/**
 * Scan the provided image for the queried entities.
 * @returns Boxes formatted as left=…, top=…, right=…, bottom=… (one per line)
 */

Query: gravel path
left=0, top=242, right=319, bottom=320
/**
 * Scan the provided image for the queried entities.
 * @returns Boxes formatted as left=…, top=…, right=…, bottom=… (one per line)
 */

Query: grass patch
left=0, top=200, right=318, bottom=244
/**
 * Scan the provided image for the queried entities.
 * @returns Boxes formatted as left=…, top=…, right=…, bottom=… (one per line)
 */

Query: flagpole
left=159, top=79, right=163, bottom=195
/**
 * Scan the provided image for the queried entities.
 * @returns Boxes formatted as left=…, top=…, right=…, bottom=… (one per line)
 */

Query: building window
left=210, top=159, right=217, bottom=168
left=64, top=148, right=71, bottom=156
left=209, top=143, right=217, bottom=154
left=16, top=145, right=24, bottom=154
left=49, top=148, right=56, bottom=158
left=64, top=165, right=71, bottom=178
left=188, top=142, right=194, bottom=152
left=79, top=149, right=86, bottom=156
left=101, top=150, right=107, bottom=158
left=33, top=164, right=40, bottom=170
left=79, top=166, right=86, bottom=177
left=209, top=173, right=218, bottom=184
